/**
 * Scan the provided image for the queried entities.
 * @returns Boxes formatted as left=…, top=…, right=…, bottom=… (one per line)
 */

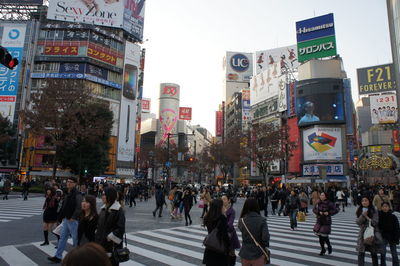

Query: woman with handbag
left=356, top=197, right=384, bottom=266
left=41, top=187, right=59, bottom=246
left=222, top=194, right=240, bottom=266
left=202, top=199, right=230, bottom=266
left=238, top=198, right=270, bottom=266
left=95, top=187, right=126, bottom=266
left=78, top=195, right=98, bottom=245
left=313, top=192, right=338, bottom=256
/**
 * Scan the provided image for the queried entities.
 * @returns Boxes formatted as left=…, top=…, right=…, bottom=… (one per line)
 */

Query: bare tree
left=21, top=79, right=90, bottom=179
left=243, top=122, right=297, bottom=185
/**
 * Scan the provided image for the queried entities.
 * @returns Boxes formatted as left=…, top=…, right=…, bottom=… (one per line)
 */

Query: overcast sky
left=141, top=0, right=392, bottom=135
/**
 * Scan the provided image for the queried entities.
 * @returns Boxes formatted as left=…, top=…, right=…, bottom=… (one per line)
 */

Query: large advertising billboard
left=357, top=64, right=396, bottom=95
left=255, top=45, right=298, bottom=75
left=0, top=24, right=26, bottom=123
left=216, top=111, right=223, bottom=137
left=296, top=13, right=337, bottom=62
left=370, top=93, right=398, bottom=124
left=296, top=79, right=345, bottom=126
left=47, top=0, right=145, bottom=41
left=179, top=107, right=192, bottom=120
left=250, top=68, right=284, bottom=106
left=117, top=41, right=140, bottom=173
left=141, top=98, right=150, bottom=113
left=303, top=126, right=343, bottom=161
left=224, top=52, right=253, bottom=82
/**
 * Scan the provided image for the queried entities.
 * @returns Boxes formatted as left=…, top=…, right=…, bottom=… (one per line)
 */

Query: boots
left=41, top=231, right=49, bottom=246
left=326, top=237, right=332, bottom=254
left=319, top=236, right=326, bottom=256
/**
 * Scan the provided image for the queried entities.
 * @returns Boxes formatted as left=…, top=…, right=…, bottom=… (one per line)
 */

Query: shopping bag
left=52, top=222, right=63, bottom=236
left=198, top=199, right=204, bottom=208
left=363, top=220, right=374, bottom=246
left=297, top=211, right=306, bottom=222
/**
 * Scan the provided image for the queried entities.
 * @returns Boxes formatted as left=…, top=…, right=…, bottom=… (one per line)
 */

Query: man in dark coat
left=48, top=177, right=82, bottom=263
left=257, top=186, right=269, bottom=217
left=153, top=185, right=166, bottom=217
left=2, top=178, right=11, bottom=200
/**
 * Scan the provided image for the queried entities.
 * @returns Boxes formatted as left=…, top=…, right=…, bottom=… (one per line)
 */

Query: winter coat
left=182, top=192, right=193, bottom=211
left=238, top=212, right=270, bottom=260
left=95, top=201, right=125, bottom=254
left=155, top=189, right=166, bottom=205
left=286, top=195, right=301, bottom=211
left=313, top=199, right=338, bottom=235
left=201, top=191, right=212, bottom=205
left=355, top=208, right=384, bottom=253
left=372, top=194, right=392, bottom=211
left=78, top=214, right=98, bottom=245
left=3, top=179, right=11, bottom=193
left=378, top=210, right=400, bottom=245
left=311, top=191, right=320, bottom=205
left=225, top=206, right=240, bottom=250
left=59, top=188, right=82, bottom=221
left=202, top=215, right=230, bottom=266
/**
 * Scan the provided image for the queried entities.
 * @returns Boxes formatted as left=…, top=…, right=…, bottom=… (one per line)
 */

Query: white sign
left=224, top=52, right=253, bottom=82
left=47, top=0, right=124, bottom=28
left=250, top=69, right=285, bottom=106
left=278, top=78, right=287, bottom=112
left=117, top=41, right=140, bottom=167
left=370, top=93, right=398, bottom=124
left=303, top=164, right=343, bottom=176
left=303, top=126, right=342, bottom=161
left=255, top=45, right=298, bottom=75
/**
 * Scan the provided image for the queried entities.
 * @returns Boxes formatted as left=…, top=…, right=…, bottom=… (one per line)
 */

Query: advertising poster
left=179, top=107, right=192, bottom=120
left=215, top=111, right=223, bottom=137
left=296, top=13, right=337, bottom=62
left=141, top=98, right=151, bottom=113
left=250, top=68, right=284, bottom=106
left=123, top=0, right=146, bottom=42
left=303, top=126, right=342, bottom=161
left=0, top=24, right=26, bottom=123
left=255, top=45, right=298, bottom=75
left=158, top=83, right=180, bottom=146
left=370, top=93, right=398, bottom=124
left=47, top=0, right=124, bottom=29
left=287, top=117, right=301, bottom=173
left=357, top=64, right=396, bottom=95
left=117, top=41, right=140, bottom=172
left=287, top=82, right=296, bottom=117
left=224, top=52, right=253, bottom=82
left=278, top=77, right=287, bottom=112
left=242, top=89, right=251, bottom=130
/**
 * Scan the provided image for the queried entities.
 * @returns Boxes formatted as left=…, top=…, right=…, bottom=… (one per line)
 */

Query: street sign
left=165, top=161, right=171, bottom=168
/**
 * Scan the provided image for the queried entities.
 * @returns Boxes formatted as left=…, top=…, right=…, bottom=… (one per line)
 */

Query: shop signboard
left=357, top=64, right=396, bottom=95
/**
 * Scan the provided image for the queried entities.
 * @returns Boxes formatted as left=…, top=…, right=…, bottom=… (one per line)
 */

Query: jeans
left=289, top=210, right=298, bottom=228
left=381, top=239, right=399, bottom=266
left=55, top=219, right=79, bottom=259
left=153, top=204, right=163, bottom=216
left=358, top=252, right=378, bottom=266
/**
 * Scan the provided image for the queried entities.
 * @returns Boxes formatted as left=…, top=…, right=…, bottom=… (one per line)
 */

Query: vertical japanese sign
left=0, top=24, right=26, bottom=123
left=216, top=111, right=223, bottom=137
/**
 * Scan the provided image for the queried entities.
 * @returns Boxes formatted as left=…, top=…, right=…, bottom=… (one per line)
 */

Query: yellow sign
left=359, top=155, right=392, bottom=170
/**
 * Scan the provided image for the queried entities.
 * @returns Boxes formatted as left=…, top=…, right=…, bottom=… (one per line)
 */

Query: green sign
left=297, top=35, right=337, bottom=62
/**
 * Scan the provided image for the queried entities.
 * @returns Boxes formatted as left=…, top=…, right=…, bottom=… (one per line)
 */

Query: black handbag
left=203, top=222, right=227, bottom=254
left=113, top=233, right=130, bottom=263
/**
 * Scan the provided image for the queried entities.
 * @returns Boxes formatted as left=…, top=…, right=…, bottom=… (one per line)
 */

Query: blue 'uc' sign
left=230, top=54, right=249, bottom=72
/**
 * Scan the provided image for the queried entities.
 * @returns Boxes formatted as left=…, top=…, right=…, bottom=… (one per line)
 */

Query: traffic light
left=189, top=157, right=194, bottom=162
left=0, top=46, right=18, bottom=69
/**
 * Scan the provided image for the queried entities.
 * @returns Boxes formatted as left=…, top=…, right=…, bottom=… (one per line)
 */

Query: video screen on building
left=296, top=79, right=345, bottom=126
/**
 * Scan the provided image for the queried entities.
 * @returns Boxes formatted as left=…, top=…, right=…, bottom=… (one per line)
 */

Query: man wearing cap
left=48, top=176, right=82, bottom=263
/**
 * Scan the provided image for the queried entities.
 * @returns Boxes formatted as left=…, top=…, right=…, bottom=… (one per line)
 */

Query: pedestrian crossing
left=0, top=211, right=399, bottom=265
left=0, top=197, right=43, bottom=223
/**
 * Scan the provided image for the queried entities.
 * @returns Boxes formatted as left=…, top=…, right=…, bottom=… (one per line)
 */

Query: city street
left=0, top=196, right=399, bottom=265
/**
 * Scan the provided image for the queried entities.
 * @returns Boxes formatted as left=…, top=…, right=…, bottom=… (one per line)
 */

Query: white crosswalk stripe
left=0, top=197, right=43, bottom=222
left=0, top=211, right=399, bottom=265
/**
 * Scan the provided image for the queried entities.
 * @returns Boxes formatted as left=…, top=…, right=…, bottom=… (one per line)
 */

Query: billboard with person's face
left=296, top=79, right=345, bottom=126
left=370, top=94, right=398, bottom=124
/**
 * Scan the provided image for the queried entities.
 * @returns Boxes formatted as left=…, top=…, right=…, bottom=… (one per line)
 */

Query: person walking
left=95, top=187, right=126, bottom=266
left=313, top=192, right=339, bottom=255
left=78, top=195, right=98, bottom=246
left=182, top=187, right=194, bottom=226
left=41, top=187, right=59, bottom=246
left=257, top=186, right=269, bottom=217
left=200, top=187, right=212, bottom=219
left=311, top=189, right=320, bottom=206
left=378, top=202, right=399, bottom=266
left=299, top=191, right=309, bottom=214
left=153, top=185, right=166, bottom=218
left=356, top=196, right=384, bottom=266
left=270, top=189, right=279, bottom=215
left=202, top=199, right=230, bottom=266
left=172, top=186, right=183, bottom=219
left=48, top=177, right=83, bottom=263
left=22, top=180, right=30, bottom=200
left=2, top=178, right=11, bottom=200
left=286, top=190, right=301, bottom=230
left=222, top=194, right=240, bottom=265
left=336, top=188, right=346, bottom=212
left=278, top=187, right=288, bottom=216
left=373, top=188, right=392, bottom=211
left=238, top=198, right=270, bottom=266
left=128, top=183, right=137, bottom=207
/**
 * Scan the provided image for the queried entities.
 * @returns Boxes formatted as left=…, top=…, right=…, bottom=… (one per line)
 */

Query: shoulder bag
left=113, top=233, right=130, bottom=263
left=203, top=221, right=227, bottom=254
left=363, top=220, right=374, bottom=246
left=241, top=218, right=271, bottom=264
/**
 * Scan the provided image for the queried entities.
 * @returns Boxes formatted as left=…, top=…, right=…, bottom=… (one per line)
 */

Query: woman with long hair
left=41, top=187, right=59, bottom=246
left=313, top=192, right=338, bottom=255
left=222, top=194, right=240, bottom=266
left=200, top=187, right=212, bottom=219
left=356, top=197, right=384, bottom=266
left=95, top=187, right=126, bottom=266
left=238, top=198, right=270, bottom=266
left=78, top=195, right=98, bottom=245
left=182, top=187, right=194, bottom=226
left=202, top=199, right=230, bottom=266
